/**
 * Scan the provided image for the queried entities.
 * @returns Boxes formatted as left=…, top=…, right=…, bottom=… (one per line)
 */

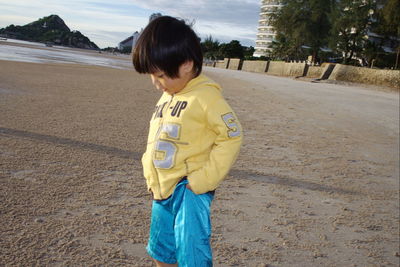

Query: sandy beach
left=0, top=48, right=399, bottom=266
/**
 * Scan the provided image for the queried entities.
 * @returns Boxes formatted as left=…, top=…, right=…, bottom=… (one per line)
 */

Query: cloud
left=130, top=0, right=260, bottom=44
left=0, top=15, right=38, bottom=27
left=0, top=0, right=260, bottom=48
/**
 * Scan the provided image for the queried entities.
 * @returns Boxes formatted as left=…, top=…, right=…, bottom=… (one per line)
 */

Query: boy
left=132, top=16, right=242, bottom=267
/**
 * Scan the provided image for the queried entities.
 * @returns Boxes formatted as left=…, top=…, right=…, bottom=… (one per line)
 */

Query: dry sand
left=0, top=56, right=399, bottom=267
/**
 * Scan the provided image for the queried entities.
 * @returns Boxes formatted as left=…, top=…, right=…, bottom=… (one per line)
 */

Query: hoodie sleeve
left=187, top=97, right=243, bottom=194
left=141, top=150, right=153, bottom=192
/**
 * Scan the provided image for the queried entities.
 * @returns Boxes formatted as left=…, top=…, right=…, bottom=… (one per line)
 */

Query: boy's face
left=150, top=61, right=194, bottom=95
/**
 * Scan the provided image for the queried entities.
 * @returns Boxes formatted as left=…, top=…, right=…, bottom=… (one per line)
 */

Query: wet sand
left=0, top=58, right=399, bottom=266
left=0, top=40, right=132, bottom=69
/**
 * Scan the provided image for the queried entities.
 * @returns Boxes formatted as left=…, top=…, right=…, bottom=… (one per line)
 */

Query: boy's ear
left=181, top=61, right=194, bottom=74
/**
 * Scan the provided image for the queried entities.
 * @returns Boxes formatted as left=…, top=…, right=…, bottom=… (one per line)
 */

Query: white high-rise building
left=253, top=0, right=283, bottom=57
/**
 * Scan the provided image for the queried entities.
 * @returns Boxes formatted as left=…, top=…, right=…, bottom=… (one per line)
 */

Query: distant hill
left=0, top=15, right=99, bottom=50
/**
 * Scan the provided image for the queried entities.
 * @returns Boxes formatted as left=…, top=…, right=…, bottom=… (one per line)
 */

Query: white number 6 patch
left=153, top=124, right=181, bottom=169
left=222, top=113, right=241, bottom=138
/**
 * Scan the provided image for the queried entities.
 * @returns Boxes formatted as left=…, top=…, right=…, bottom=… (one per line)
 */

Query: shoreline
left=1, top=39, right=399, bottom=91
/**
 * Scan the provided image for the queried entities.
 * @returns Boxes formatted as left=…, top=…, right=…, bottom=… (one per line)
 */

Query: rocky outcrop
left=0, top=15, right=99, bottom=50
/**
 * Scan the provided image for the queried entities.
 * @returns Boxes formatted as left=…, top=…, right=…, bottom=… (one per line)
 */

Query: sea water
left=0, top=39, right=132, bottom=70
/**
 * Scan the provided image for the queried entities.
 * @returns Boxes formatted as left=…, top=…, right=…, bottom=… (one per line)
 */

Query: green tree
left=269, top=32, right=299, bottom=61
left=378, top=0, right=400, bottom=37
left=270, top=0, right=333, bottom=62
left=201, top=35, right=220, bottom=59
left=329, top=0, right=376, bottom=65
left=376, top=0, right=400, bottom=69
left=219, top=40, right=244, bottom=59
left=243, top=46, right=255, bottom=59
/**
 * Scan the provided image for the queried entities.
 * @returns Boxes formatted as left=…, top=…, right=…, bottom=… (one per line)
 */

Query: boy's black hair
left=132, top=16, right=203, bottom=78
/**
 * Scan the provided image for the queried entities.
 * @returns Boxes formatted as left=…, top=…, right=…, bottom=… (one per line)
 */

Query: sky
left=0, top=0, right=261, bottom=48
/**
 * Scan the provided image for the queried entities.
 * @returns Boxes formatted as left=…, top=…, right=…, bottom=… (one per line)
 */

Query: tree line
left=201, top=0, right=399, bottom=69
left=201, top=37, right=256, bottom=61
left=269, top=0, right=399, bottom=69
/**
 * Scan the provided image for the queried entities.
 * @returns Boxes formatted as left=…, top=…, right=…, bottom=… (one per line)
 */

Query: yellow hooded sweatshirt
left=142, top=74, right=242, bottom=200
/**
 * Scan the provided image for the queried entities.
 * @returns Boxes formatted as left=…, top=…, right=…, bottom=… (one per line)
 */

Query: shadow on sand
left=229, top=169, right=359, bottom=195
left=1, top=127, right=358, bottom=195
left=0, top=127, right=141, bottom=160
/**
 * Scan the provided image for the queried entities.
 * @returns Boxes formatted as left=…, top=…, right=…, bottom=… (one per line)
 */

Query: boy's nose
left=150, top=75, right=160, bottom=86
left=150, top=75, right=156, bottom=84
left=150, top=75, right=159, bottom=87
left=151, top=76, right=165, bottom=91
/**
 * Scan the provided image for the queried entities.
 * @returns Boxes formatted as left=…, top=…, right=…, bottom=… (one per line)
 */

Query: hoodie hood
left=176, top=74, right=222, bottom=95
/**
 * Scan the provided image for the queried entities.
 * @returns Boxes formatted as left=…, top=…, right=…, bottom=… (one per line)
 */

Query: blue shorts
left=147, top=179, right=214, bottom=266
